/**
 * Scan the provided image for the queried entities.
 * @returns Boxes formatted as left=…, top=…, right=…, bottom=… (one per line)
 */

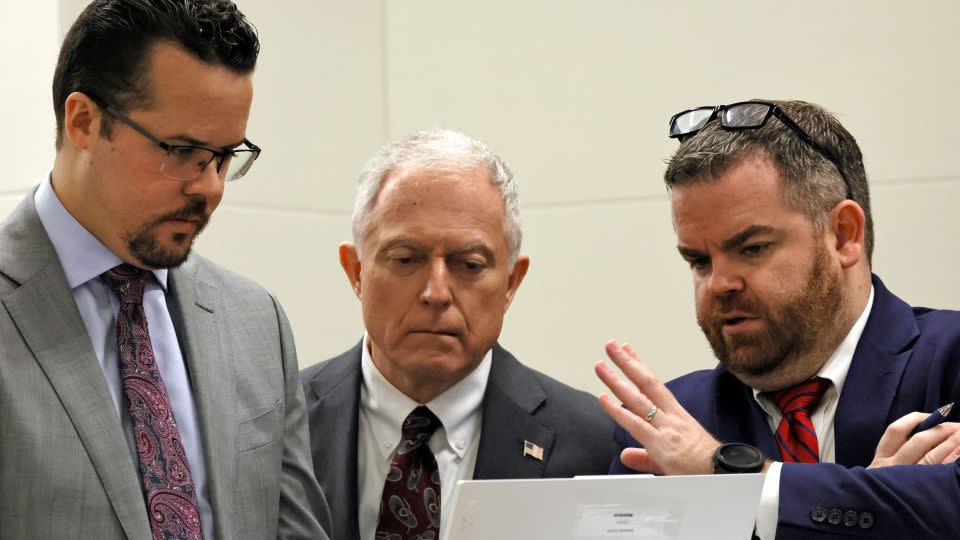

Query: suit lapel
left=712, top=369, right=780, bottom=458
left=167, top=259, right=236, bottom=539
left=304, top=343, right=362, bottom=540
left=834, top=276, right=917, bottom=467
left=0, top=195, right=151, bottom=538
left=473, top=345, right=554, bottom=479
left=710, top=276, right=917, bottom=467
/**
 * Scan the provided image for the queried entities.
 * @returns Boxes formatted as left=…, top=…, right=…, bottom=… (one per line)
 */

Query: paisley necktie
left=375, top=405, right=443, bottom=540
left=102, top=263, right=203, bottom=540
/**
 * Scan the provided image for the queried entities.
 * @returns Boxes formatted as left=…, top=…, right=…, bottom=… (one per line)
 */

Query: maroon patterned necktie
left=767, top=377, right=831, bottom=463
left=102, top=264, right=203, bottom=540
left=375, top=406, right=443, bottom=540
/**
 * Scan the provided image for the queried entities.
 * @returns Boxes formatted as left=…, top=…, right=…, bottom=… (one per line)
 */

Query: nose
left=182, top=158, right=225, bottom=205
left=705, top=257, right=745, bottom=297
left=420, top=259, right=453, bottom=307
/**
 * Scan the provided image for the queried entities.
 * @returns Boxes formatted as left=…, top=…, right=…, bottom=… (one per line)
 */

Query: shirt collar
left=360, top=334, right=491, bottom=461
left=34, top=174, right=168, bottom=291
left=753, top=285, right=875, bottom=401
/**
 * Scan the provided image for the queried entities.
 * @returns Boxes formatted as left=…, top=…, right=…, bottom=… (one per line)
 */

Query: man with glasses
left=597, top=100, right=960, bottom=538
left=0, top=1, right=329, bottom=538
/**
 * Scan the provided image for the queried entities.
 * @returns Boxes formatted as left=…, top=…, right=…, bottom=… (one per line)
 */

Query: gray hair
left=664, top=100, right=873, bottom=262
left=352, top=128, right=522, bottom=263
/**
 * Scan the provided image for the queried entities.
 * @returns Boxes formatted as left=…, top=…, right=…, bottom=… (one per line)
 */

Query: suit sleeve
left=776, top=461, right=960, bottom=539
left=608, top=398, right=960, bottom=539
left=272, top=295, right=333, bottom=539
left=608, top=424, right=634, bottom=474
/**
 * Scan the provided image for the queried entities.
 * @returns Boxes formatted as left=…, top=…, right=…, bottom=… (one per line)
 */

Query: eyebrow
left=677, top=225, right=777, bottom=258
left=377, top=238, right=497, bottom=263
left=167, top=134, right=247, bottom=151
left=449, top=242, right=497, bottom=265
left=378, top=237, right=424, bottom=254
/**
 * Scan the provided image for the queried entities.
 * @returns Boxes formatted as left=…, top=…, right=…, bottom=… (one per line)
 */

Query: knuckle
left=639, top=372, right=661, bottom=387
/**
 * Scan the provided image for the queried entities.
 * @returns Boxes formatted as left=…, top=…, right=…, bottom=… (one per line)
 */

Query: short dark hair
left=53, top=0, right=260, bottom=149
left=664, top=100, right=874, bottom=262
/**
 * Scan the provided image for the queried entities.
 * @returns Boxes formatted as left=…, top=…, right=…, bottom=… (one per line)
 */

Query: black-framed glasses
left=83, top=92, right=261, bottom=182
left=668, top=101, right=852, bottom=200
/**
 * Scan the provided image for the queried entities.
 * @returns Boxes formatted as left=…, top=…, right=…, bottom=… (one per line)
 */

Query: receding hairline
left=667, top=143, right=776, bottom=187
left=356, top=163, right=506, bottom=246
left=352, top=127, right=522, bottom=265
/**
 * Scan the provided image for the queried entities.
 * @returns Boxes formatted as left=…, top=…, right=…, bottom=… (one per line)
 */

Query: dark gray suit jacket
left=300, top=340, right=619, bottom=540
left=0, top=193, right=330, bottom=539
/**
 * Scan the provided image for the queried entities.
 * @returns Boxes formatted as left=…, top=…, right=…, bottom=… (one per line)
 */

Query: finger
left=941, top=437, right=960, bottom=464
left=895, top=422, right=960, bottom=465
left=595, top=360, right=657, bottom=419
left=918, top=423, right=960, bottom=465
left=617, top=342, right=681, bottom=410
left=598, top=393, right=659, bottom=447
left=604, top=341, right=680, bottom=411
left=620, top=342, right=641, bottom=359
left=875, top=412, right=928, bottom=458
left=619, top=448, right=664, bottom=475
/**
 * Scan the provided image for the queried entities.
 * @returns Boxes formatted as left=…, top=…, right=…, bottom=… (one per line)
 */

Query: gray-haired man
left=300, top=128, right=618, bottom=540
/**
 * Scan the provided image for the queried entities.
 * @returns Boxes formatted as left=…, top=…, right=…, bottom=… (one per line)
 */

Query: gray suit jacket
left=0, top=194, right=331, bottom=539
left=300, top=340, right=619, bottom=540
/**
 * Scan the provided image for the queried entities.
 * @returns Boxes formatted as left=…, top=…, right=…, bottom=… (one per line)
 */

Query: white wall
left=0, top=1, right=59, bottom=217
left=6, top=0, right=960, bottom=396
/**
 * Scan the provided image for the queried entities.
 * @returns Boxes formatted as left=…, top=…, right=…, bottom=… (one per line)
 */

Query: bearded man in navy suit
left=597, top=100, right=960, bottom=539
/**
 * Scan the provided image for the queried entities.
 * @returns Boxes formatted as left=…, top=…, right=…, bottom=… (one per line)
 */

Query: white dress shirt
left=357, top=336, right=490, bottom=540
left=753, top=287, right=875, bottom=540
left=34, top=176, right=213, bottom=538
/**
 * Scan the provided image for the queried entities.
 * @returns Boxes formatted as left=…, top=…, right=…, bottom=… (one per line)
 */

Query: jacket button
left=827, top=509, right=843, bottom=525
left=811, top=507, right=828, bottom=523
left=843, top=510, right=858, bottom=527
left=860, top=512, right=874, bottom=529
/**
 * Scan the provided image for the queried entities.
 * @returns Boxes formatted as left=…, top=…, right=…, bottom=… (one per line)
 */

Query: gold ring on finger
left=644, top=405, right=659, bottom=422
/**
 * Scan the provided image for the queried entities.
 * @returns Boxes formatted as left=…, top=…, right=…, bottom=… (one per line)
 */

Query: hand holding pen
left=910, top=403, right=954, bottom=437
left=869, top=403, right=960, bottom=468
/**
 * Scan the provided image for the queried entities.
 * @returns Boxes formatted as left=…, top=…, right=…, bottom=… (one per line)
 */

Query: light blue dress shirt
left=34, top=177, right=213, bottom=538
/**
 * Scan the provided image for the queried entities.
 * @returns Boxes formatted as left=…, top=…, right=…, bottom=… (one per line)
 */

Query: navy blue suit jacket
left=611, top=275, right=960, bottom=539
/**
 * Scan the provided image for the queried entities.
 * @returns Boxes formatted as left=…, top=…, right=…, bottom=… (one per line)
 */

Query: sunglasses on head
left=668, top=101, right=852, bottom=200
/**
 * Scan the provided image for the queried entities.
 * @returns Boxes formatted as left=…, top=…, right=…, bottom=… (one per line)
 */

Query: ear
left=339, top=242, right=363, bottom=298
left=503, top=254, right=530, bottom=309
left=829, top=200, right=866, bottom=270
left=62, top=91, right=101, bottom=150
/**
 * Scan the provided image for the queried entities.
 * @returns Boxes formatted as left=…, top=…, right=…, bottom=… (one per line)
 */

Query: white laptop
left=440, top=473, right=765, bottom=540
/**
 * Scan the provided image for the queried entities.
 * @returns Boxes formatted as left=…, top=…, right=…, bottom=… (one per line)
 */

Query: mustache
left=151, top=197, right=209, bottom=228
left=708, top=294, right=763, bottom=319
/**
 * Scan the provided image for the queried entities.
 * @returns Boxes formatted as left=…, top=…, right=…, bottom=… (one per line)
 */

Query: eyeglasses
left=83, top=92, right=261, bottom=182
left=668, top=101, right=852, bottom=200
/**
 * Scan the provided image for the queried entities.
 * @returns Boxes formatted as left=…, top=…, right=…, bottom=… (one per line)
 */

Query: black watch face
left=717, top=443, right=763, bottom=472
left=722, top=444, right=762, bottom=465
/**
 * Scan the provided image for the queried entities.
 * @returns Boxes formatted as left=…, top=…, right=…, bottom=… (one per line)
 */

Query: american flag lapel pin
left=523, top=440, right=544, bottom=461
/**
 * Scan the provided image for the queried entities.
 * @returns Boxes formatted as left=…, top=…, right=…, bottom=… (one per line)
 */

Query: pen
left=910, top=403, right=954, bottom=436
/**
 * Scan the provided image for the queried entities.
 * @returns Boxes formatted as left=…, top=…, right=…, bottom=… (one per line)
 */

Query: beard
left=125, top=197, right=209, bottom=269
left=696, top=241, right=843, bottom=380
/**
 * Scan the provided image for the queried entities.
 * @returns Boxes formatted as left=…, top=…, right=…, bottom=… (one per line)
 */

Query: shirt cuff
left=755, top=461, right=781, bottom=540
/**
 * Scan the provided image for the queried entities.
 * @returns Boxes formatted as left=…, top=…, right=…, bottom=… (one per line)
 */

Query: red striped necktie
left=767, top=378, right=831, bottom=463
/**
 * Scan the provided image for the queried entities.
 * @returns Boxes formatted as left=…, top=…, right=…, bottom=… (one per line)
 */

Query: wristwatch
left=713, top=442, right=764, bottom=474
